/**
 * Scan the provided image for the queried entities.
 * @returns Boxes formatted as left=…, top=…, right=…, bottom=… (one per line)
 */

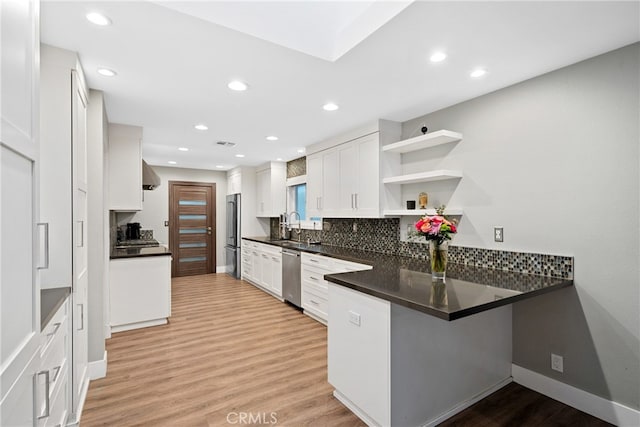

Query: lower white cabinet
left=109, top=255, right=171, bottom=332
left=328, top=283, right=391, bottom=427
left=301, top=253, right=371, bottom=324
left=38, top=297, right=71, bottom=427
left=241, top=240, right=283, bottom=299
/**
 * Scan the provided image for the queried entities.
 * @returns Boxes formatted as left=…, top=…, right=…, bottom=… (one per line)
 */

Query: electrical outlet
left=348, top=310, right=361, bottom=326
left=494, top=227, right=504, bottom=242
left=164, top=220, right=169, bottom=227
left=551, top=353, right=564, bottom=373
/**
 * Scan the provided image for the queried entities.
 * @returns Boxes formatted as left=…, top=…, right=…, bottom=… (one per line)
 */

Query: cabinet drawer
left=302, top=286, right=328, bottom=319
left=258, top=243, right=282, bottom=256
left=301, top=267, right=328, bottom=289
left=302, top=253, right=333, bottom=270
left=40, top=363, right=69, bottom=427
left=40, top=299, right=68, bottom=351
left=303, top=279, right=328, bottom=298
left=332, top=258, right=371, bottom=273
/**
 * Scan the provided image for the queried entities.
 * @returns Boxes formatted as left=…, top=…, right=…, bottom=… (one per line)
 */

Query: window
left=288, top=183, right=306, bottom=221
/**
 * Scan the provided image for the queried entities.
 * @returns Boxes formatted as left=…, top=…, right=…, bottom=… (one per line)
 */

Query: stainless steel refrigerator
left=225, top=193, right=241, bottom=278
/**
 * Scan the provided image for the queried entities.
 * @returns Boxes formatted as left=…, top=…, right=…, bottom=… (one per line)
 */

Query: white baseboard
left=216, top=265, right=227, bottom=273
left=111, top=318, right=167, bottom=333
left=512, top=364, right=640, bottom=426
left=333, top=390, right=382, bottom=427
left=88, top=350, right=107, bottom=380
left=422, top=377, right=512, bottom=427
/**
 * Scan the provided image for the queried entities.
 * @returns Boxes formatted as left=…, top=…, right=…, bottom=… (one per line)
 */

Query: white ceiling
left=40, top=1, right=640, bottom=171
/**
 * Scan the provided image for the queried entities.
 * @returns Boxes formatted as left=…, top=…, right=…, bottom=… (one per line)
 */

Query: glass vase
left=429, top=240, right=449, bottom=280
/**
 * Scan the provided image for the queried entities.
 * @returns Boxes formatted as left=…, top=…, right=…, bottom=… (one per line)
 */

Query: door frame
left=168, top=180, right=216, bottom=277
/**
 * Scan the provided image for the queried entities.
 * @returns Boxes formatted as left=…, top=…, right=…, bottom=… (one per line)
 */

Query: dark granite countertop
left=110, top=246, right=172, bottom=259
left=243, top=236, right=573, bottom=321
left=41, top=287, right=71, bottom=328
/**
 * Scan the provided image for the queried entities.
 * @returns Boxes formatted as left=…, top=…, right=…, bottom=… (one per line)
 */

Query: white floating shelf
left=382, top=130, right=463, bottom=154
left=383, top=208, right=464, bottom=217
left=383, top=170, right=462, bottom=185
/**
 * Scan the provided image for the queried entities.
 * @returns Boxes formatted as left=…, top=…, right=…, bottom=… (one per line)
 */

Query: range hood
left=142, top=160, right=161, bottom=190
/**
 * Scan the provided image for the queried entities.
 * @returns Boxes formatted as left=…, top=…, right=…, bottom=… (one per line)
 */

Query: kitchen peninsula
left=243, top=237, right=573, bottom=426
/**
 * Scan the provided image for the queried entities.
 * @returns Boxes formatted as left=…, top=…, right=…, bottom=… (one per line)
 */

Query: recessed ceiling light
left=97, top=68, right=117, bottom=77
left=470, top=68, right=487, bottom=78
left=86, top=12, right=111, bottom=26
left=235, top=154, right=245, bottom=158
left=266, top=136, right=279, bottom=141
left=168, top=161, right=177, bottom=165
left=297, top=148, right=305, bottom=153
left=216, top=165, right=225, bottom=168
left=430, top=52, right=447, bottom=63
left=228, top=80, right=248, bottom=91
left=178, top=147, right=189, bottom=152
left=276, top=158, right=283, bottom=161
left=194, top=124, right=208, bottom=131
left=323, top=103, right=339, bottom=111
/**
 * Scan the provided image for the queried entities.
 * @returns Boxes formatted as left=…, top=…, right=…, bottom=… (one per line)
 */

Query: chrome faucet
left=288, top=211, right=302, bottom=242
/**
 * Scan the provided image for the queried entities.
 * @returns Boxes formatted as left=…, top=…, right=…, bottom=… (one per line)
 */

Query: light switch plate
left=348, top=310, right=361, bottom=326
left=494, top=227, right=504, bottom=242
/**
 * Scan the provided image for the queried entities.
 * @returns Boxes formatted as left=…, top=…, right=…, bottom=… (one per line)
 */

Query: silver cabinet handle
left=37, top=223, right=50, bottom=269
left=37, top=370, right=50, bottom=419
left=310, top=276, right=319, bottom=281
left=354, top=193, right=358, bottom=209
left=351, top=194, right=354, bottom=209
left=77, top=304, right=84, bottom=331
left=310, top=299, right=319, bottom=305
left=272, top=257, right=279, bottom=262
left=309, top=258, right=319, bottom=263
left=46, top=322, right=61, bottom=339
left=316, top=197, right=320, bottom=209
left=52, top=365, right=62, bottom=383
left=76, top=220, right=84, bottom=247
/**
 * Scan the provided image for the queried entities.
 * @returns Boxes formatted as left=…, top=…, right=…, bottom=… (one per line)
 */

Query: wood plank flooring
left=82, top=274, right=611, bottom=427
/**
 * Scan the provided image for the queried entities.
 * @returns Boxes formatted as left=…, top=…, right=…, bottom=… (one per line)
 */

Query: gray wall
left=118, top=166, right=228, bottom=269
left=401, top=43, right=639, bottom=409
left=87, top=90, right=107, bottom=363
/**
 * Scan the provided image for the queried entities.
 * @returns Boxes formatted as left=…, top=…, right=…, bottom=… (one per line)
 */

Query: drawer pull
left=309, top=299, right=319, bottom=305
left=47, top=322, right=62, bottom=339
left=309, top=259, right=319, bottom=263
left=309, top=276, right=319, bottom=281
left=52, top=365, right=62, bottom=383
left=37, top=370, right=50, bottom=419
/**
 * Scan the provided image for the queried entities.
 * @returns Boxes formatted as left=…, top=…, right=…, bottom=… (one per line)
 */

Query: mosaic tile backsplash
left=269, top=217, right=573, bottom=279
left=286, top=157, right=306, bottom=178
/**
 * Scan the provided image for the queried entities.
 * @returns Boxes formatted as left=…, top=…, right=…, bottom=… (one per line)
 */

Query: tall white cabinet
left=39, top=44, right=90, bottom=424
left=0, top=0, right=42, bottom=425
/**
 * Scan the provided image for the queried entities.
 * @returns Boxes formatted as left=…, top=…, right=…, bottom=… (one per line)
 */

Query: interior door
left=169, top=181, right=216, bottom=277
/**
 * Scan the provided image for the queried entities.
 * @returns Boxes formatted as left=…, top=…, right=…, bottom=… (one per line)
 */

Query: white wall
left=401, top=43, right=639, bottom=410
left=117, top=166, right=227, bottom=268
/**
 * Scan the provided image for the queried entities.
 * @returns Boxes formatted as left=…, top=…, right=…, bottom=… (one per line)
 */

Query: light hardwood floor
left=83, top=273, right=610, bottom=427
left=82, top=273, right=365, bottom=426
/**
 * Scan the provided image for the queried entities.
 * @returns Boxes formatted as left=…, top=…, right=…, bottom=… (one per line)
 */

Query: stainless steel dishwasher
left=282, top=248, right=301, bottom=308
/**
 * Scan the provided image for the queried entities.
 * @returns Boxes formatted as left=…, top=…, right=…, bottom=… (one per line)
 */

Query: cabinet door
left=256, top=169, right=270, bottom=217
left=259, top=250, right=272, bottom=288
left=251, top=249, right=262, bottom=285
left=338, top=143, right=357, bottom=217
left=322, top=149, right=339, bottom=215
left=270, top=253, right=282, bottom=297
left=108, top=124, right=142, bottom=210
left=354, top=133, right=380, bottom=217
left=72, top=189, right=88, bottom=416
left=306, top=154, right=323, bottom=218
left=1, top=1, right=41, bottom=424
left=328, top=283, right=390, bottom=427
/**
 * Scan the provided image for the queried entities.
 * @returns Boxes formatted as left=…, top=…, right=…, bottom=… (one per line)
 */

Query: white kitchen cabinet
left=306, top=153, right=323, bottom=218
left=39, top=45, right=90, bottom=423
left=227, top=169, right=241, bottom=195
left=301, top=253, right=371, bottom=324
left=109, top=255, right=172, bottom=332
left=305, top=121, right=401, bottom=219
left=108, top=123, right=143, bottom=211
left=0, top=1, right=41, bottom=425
left=38, top=296, right=71, bottom=427
left=328, top=283, right=391, bottom=427
left=241, top=239, right=283, bottom=299
left=256, top=162, right=286, bottom=217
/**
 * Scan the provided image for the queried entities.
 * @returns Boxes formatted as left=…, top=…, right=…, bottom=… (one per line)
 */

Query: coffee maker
left=126, top=222, right=141, bottom=240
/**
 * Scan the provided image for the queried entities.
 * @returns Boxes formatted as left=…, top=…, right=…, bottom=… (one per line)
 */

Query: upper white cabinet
left=227, top=169, right=241, bottom=195
left=108, top=123, right=143, bottom=211
left=305, top=120, right=401, bottom=218
left=0, top=1, right=41, bottom=425
left=256, top=162, right=286, bottom=218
